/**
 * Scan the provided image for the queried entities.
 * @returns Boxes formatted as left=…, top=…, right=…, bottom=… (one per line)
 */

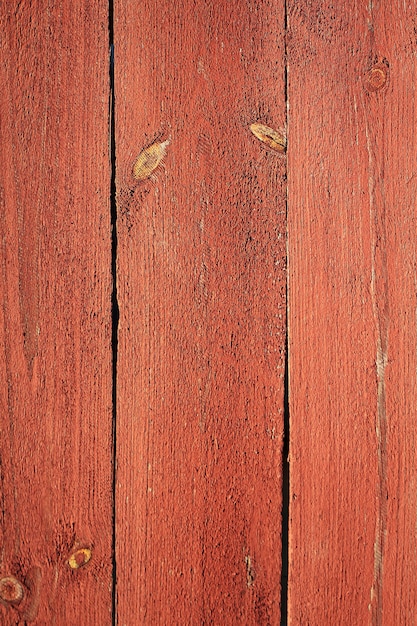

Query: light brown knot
left=0, top=576, right=25, bottom=605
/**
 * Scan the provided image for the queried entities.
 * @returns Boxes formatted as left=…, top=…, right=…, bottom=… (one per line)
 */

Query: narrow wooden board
left=0, top=2, right=112, bottom=623
left=114, top=1, right=287, bottom=623
left=288, top=1, right=417, bottom=623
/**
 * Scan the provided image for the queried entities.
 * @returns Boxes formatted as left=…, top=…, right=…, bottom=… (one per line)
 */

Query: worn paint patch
left=22, top=566, right=42, bottom=623
left=133, top=139, right=170, bottom=180
left=250, top=123, right=286, bottom=153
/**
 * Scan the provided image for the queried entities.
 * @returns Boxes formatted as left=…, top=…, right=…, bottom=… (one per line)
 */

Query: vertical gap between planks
left=280, top=0, right=290, bottom=623
left=281, top=335, right=290, bottom=624
left=109, top=0, right=119, bottom=623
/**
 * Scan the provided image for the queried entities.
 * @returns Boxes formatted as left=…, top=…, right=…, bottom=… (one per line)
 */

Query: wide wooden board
left=287, top=1, right=417, bottom=623
left=114, top=1, right=287, bottom=623
left=0, top=2, right=112, bottom=623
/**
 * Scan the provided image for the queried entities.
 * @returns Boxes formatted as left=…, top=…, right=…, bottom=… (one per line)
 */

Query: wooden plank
left=287, top=1, right=417, bottom=623
left=0, top=2, right=112, bottom=623
left=114, top=1, right=287, bottom=623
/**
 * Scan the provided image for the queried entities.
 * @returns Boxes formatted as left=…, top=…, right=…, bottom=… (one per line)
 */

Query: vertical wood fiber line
left=287, top=1, right=417, bottom=624
left=114, top=1, right=287, bottom=623
left=362, top=58, right=389, bottom=623
left=0, top=1, right=113, bottom=623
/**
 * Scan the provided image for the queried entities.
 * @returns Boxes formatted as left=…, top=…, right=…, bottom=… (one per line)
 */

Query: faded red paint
left=114, top=0, right=287, bottom=623
left=288, top=2, right=417, bottom=624
left=2, top=2, right=416, bottom=624
left=0, top=1, right=113, bottom=623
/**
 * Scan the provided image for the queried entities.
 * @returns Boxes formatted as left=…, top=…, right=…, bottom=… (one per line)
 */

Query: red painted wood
left=288, top=1, right=417, bottom=623
left=114, top=1, right=287, bottom=623
left=0, top=2, right=113, bottom=623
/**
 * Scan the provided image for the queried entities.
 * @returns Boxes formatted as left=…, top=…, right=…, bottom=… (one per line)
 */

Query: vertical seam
left=109, top=1, right=119, bottom=623
left=280, top=1, right=290, bottom=624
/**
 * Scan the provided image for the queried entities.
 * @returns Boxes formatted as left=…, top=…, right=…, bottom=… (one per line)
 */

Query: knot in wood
left=250, top=123, right=286, bottom=153
left=0, top=576, right=25, bottom=604
left=68, top=547, right=92, bottom=570
left=364, top=62, right=389, bottom=92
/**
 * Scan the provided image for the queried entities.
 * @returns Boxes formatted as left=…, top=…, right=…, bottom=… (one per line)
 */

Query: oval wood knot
left=250, top=123, right=286, bottom=153
left=133, top=139, right=170, bottom=180
left=68, top=547, right=92, bottom=569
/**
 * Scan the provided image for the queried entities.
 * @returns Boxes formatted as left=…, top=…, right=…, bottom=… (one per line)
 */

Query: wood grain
left=287, top=1, right=417, bottom=623
left=114, top=0, right=287, bottom=623
left=0, top=2, right=112, bottom=623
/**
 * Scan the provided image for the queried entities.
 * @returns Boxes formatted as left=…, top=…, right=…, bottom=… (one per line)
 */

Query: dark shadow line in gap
left=280, top=0, right=289, bottom=622
left=280, top=332, right=290, bottom=625
left=109, top=1, right=119, bottom=623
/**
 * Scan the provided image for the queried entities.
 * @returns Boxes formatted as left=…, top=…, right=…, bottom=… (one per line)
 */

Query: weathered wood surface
left=287, top=1, right=417, bottom=624
left=114, top=0, right=287, bottom=623
left=3, top=1, right=417, bottom=624
left=0, top=2, right=113, bottom=623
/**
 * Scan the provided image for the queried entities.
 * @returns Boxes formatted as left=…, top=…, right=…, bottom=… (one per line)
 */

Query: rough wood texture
left=0, top=2, right=112, bottom=623
left=287, top=1, right=417, bottom=623
left=114, top=1, right=287, bottom=623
